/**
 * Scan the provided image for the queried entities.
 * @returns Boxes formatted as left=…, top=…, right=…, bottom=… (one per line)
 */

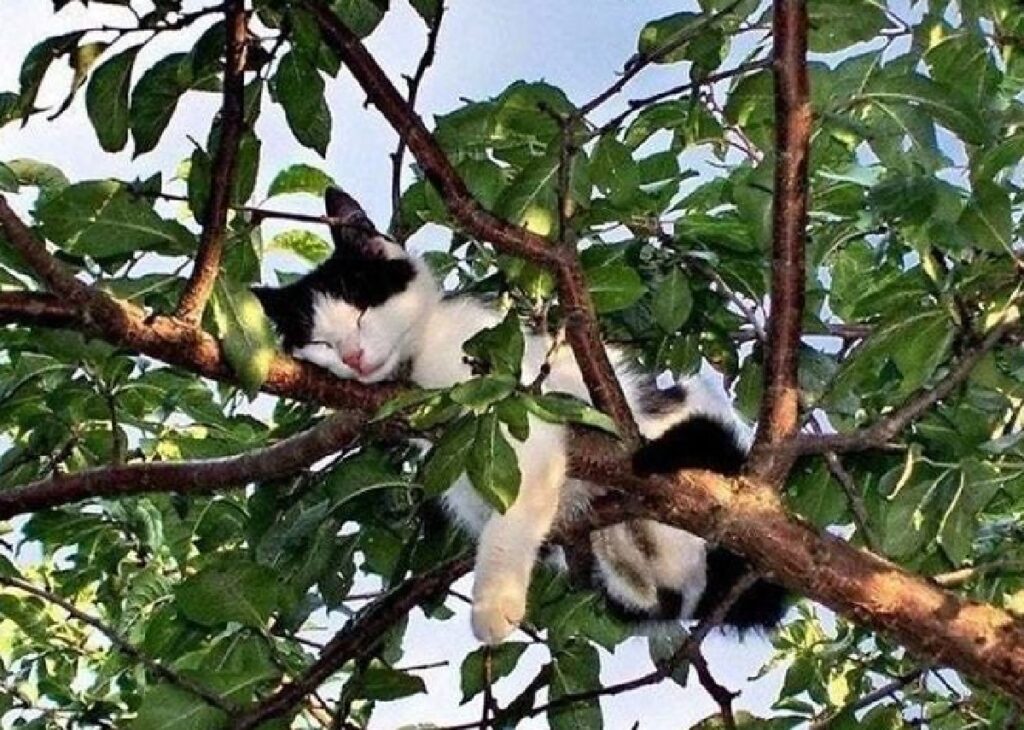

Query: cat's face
left=254, top=188, right=439, bottom=384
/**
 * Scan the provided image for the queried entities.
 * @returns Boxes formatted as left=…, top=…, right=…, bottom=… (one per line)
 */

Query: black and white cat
left=253, top=188, right=786, bottom=644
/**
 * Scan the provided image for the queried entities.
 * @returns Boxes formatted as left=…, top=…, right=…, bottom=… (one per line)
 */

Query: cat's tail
left=591, top=382, right=788, bottom=631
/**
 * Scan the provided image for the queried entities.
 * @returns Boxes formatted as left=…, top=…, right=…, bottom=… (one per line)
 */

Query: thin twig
left=809, top=669, right=924, bottom=728
left=788, top=316, right=1020, bottom=456
left=174, top=0, right=249, bottom=324
left=577, top=0, right=746, bottom=118
left=389, top=0, right=445, bottom=237
left=0, top=574, right=234, bottom=712
left=597, top=58, right=771, bottom=136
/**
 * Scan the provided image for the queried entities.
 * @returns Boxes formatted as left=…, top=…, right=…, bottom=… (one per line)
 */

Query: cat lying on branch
left=253, top=187, right=786, bottom=644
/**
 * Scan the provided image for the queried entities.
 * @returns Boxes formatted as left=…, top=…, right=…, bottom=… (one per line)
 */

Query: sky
left=0, top=1, right=789, bottom=727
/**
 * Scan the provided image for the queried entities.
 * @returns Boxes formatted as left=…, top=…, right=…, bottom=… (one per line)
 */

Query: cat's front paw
left=471, top=589, right=526, bottom=645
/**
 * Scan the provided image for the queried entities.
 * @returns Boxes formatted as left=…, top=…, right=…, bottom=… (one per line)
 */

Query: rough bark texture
left=748, top=0, right=811, bottom=482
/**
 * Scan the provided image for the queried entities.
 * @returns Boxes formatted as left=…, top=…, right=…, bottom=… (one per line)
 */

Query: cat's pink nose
left=342, top=349, right=365, bottom=372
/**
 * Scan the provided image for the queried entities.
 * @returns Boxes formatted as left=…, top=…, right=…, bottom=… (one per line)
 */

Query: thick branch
left=0, top=291, right=78, bottom=328
left=0, top=412, right=364, bottom=519
left=748, top=0, right=811, bottom=481
left=569, top=428, right=1024, bottom=704
left=233, top=556, right=473, bottom=729
left=174, top=0, right=248, bottom=324
left=302, top=0, right=640, bottom=446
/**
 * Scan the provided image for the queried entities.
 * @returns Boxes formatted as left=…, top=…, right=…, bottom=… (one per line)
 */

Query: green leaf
left=648, top=629, right=690, bottom=687
left=408, top=0, right=440, bottom=24
left=175, top=558, right=281, bottom=628
left=938, top=460, right=1003, bottom=565
left=958, top=180, right=1012, bottom=254
left=450, top=374, right=518, bottom=412
left=35, top=180, right=195, bottom=258
left=86, top=45, right=141, bottom=152
left=267, top=230, right=332, bottom=264
left=462, top=312, right=525, bottom=378
left=131, top=53, right=191, bottom=155
left=638, top=11, right=723, bottom=69
left=591, top=137, right=641, bottom=207
left=467, top=411, right=521, bottom=513
left=5, top=158, right=69, bottom=202
left=808, top=0, right=888, bottom=52
left=371, top=387, right=443, bottom=422
left=652, top=269, right=692, bottom=333
left=494, top=149, right=560, bottom=228
left=496, top=395, right=531, bottom=441
left=332, top=0, right=388, bottom=38
left=586, top=263, right=647, bottom=313
left=210, top=278, right=278, bottom=395
left=359, top=659, right=427, bottom=701
left=460, top=642, right=529, bottom=703
left=422, top=415, right=477, bottom=496
left=267, top=164, right=337, bottom=198
left=49, top=40, right=109, bottom=120
left=130, top=684, right=227, bottom=730
left=0, top=163, right=17, bottom=193
left=272, top=49, right=331, bottom=155
left=549, top=639, right=603, bottom=730
left=523, top=393, right=618, bottom=435
left=16, top=32, right=84, bottom=119
left=859, top=73, right=991, bottom=146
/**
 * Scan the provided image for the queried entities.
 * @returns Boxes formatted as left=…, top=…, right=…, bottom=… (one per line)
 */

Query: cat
left=253, top=187, right=787, bottom=644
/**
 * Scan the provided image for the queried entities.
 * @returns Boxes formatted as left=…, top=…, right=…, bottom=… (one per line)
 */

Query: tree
left=0, top=0, right=1023, bottom=726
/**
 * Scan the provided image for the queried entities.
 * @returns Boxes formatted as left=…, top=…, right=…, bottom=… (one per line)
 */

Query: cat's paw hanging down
left=254, top=187, right=788, bottom=644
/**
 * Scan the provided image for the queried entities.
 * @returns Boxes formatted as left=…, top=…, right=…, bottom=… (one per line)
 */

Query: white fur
left=293, top=250, right=746, bottom=644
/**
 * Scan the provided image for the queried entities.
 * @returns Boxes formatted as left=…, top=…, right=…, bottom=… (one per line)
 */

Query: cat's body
left=254, top=188, right=786, bottom=644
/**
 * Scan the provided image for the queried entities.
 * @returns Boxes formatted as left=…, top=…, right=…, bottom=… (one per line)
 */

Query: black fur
left=252, top=187, right=417, bottom=350
left=631, top=406, right=788, bottom=631
left=632, top=414, right=747, bottom=478
left=694, top=547, right=788, bottom=630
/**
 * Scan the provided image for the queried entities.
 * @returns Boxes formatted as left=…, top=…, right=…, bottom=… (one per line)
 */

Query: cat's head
left=253, top=187, right=439, bottom=383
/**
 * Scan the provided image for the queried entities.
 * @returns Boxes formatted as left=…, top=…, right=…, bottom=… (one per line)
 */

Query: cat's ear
left=325, top=186, right=380, bottom=254
left=251, top=285, right=287, bottom=328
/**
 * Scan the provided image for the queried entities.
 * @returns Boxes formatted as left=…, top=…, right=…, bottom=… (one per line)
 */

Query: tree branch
left=389, top=0, right=445, bottom=237
left=232, top=556, right=473, bottom=729
left=0, top=291, right=78, bottom=328
left=0, top=411, right=364, bottom=519
left=568, top=427, right=1024, bottom=704
left=302, top=0, right=641, bottom=446
left=748, top=0, right=811, bottom=482
left=174, top=0, right=249, bottom=324
left=0, top=573, right=234, bottom=713
left=788, top=316, right=1019, bottom=456
left=576, top=0, right=746, bottom=118
left=597, top=58, right=771, bottom=137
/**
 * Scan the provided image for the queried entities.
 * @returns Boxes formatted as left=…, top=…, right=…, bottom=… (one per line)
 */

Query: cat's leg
left=471, top=420, right=566, bottom=644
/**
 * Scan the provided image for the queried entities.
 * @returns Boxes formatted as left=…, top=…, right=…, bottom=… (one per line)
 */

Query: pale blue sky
left=0, top=2, right=789, bottom=727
